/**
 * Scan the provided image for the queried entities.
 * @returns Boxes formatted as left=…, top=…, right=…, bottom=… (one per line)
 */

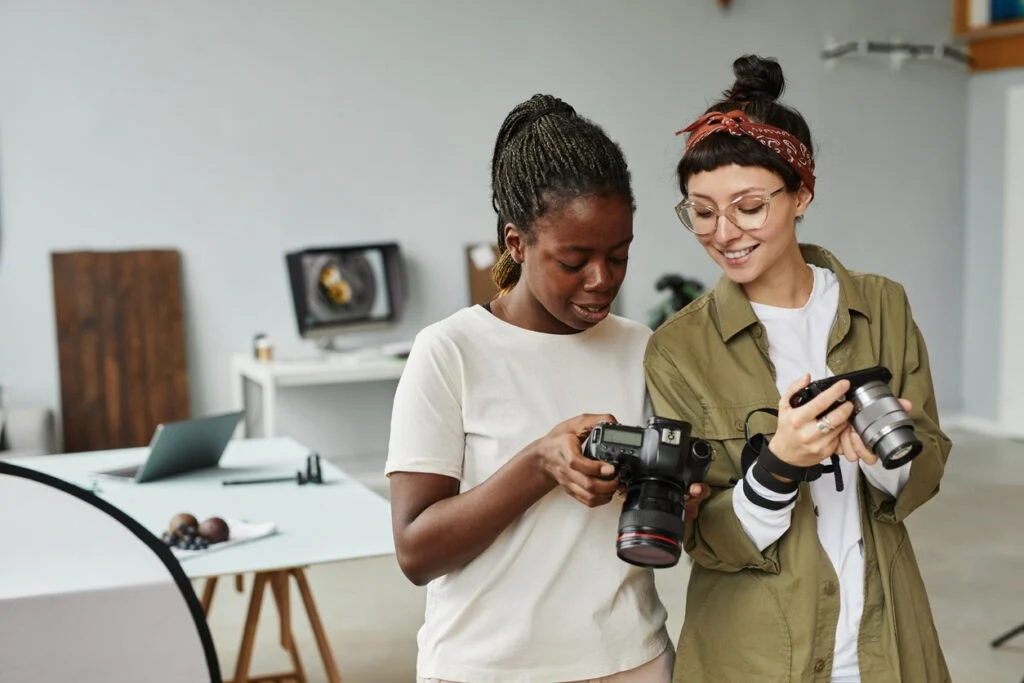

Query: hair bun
left=495, top=94, right=578, bottom=159
left=724, top=55, right=785, bottom=103
left=523, top=93, right=576, bottom=120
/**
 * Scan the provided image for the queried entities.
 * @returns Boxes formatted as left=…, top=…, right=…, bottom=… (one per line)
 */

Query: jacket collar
left=712, top=243, right=871, bottom=343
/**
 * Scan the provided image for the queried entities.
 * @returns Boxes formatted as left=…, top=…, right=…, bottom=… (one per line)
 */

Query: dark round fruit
left=199, top=517, right=230, bottom=544
left=168, top=513, right=198, bottom=535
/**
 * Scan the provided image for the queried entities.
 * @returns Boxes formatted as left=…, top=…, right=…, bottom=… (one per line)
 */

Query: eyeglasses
left=675, top=186, right=787, bottom=236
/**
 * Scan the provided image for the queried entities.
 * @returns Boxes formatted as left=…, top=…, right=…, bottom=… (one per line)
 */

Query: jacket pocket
left=677, top=566, right=792, bottom=682
left=888, top=535, right=950, bottom=682
left=698, top=400, right=779, bottom=482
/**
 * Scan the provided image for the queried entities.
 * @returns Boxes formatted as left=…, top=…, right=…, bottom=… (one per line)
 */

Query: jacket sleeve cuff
left=860, top=458, right=911, bottom=500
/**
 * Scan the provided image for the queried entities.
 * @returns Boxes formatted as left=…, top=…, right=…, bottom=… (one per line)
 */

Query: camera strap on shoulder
left=740, top=408, right=844, bottom=492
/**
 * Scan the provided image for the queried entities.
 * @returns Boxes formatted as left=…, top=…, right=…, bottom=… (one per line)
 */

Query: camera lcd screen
left=602, top=427, right=643, bottom=447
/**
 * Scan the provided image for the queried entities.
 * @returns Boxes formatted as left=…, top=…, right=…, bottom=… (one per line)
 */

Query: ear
left=503, top=223, right=525, bottom=264
left=794, top=184, right=814, bottom=218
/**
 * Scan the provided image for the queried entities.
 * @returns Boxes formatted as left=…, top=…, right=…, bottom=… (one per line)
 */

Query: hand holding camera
left=535, top=413, right=621, bottom=508
left=769, top=374, right=855, bottom=473
left=788, top=366, right=921, bottom=470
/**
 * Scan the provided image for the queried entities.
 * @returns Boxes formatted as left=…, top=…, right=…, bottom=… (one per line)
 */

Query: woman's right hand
left=767, top=374, right=855, bottom=470
left=535, top=413, right=621, bottom=508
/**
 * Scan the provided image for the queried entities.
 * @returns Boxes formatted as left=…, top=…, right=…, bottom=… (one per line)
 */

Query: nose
left=712, top=214, right=742, bottom=243
left=583, top=260, right=614, bottom=292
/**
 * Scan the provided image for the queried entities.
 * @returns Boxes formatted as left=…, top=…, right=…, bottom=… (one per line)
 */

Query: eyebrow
left=559, top=237, right=633, bottom=253
left=689, top=187, right=764, bottom=201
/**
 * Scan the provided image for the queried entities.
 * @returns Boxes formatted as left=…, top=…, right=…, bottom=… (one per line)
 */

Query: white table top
left=6, top=437, right=396, bottom=580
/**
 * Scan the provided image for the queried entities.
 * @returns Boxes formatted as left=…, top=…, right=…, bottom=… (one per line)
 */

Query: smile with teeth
left=720, top=245, right=757, bottom=259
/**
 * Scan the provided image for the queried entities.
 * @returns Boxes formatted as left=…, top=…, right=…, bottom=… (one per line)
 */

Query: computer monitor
left=285, top=242, right=407, bottom=350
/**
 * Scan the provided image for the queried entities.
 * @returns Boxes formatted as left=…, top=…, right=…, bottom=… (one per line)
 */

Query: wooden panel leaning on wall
left=51, top=250, right=191, bottom=453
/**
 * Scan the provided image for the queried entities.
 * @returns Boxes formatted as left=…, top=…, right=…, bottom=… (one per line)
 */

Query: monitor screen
left=285, top=242, right=406, bottom=341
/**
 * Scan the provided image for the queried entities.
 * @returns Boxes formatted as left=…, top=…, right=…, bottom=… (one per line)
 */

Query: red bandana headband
left=676, top=110, right=816, bottom=196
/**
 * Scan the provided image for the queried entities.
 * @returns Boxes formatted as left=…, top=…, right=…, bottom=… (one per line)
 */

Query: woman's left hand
left=837, top=398, right=913, bottom=465
left=684, top=482, right=711, bottom=520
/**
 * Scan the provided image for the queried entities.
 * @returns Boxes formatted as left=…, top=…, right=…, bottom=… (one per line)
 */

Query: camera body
left=583, top=416, right=713, bottom=569
left=789, top=366, right=922, bottom=469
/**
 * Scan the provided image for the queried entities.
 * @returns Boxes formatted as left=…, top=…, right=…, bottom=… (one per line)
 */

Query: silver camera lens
left=849, top=381, right=923, bottom=469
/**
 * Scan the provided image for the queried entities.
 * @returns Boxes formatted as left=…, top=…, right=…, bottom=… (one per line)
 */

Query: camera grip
left=581, top=432, right=619, bottom=481
left=788, top=366, right=893, bottom=415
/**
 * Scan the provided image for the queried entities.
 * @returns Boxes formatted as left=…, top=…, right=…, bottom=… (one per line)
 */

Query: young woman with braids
left=386, top=94, right=708, bottom=683
left=645, top=55, right=952, bottom=682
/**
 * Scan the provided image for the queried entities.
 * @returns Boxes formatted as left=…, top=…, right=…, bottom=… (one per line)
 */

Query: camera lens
left=873, top=429, right=922, bottom=468
left=615, top=480, right=685, bottom=569
left=849, top=381, right=923, bottom=469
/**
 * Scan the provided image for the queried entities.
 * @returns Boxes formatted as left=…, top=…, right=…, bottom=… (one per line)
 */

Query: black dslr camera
left=789, top=366, right=922, bottom=470
left=583, top=417, right=713, bottom=569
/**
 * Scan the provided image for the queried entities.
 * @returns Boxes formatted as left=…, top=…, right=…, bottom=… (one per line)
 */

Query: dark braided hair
left=678, top=55, right=815, bottom=197
left=490, top=94, right=634, bottom=293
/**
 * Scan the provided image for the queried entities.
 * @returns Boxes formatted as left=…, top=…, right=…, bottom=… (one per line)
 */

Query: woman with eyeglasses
left=644, top=55, right=952, bottom=682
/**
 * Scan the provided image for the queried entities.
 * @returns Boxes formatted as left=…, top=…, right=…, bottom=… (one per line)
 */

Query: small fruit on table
left=199, top=517, right=230, bottom=544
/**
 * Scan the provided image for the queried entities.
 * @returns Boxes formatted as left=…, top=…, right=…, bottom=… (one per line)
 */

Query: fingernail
left=601, top=464, right=615, bottom=476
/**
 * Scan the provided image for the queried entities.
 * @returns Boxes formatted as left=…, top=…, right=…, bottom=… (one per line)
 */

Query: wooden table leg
left=201, top=576, right=219, bottom=615
left=232, top=572, right=269, bottom=683
left=290, top=567, right=343, bottom=683
left=207, top=567, right=341, bottom=683
left=271, top=572, right=308, bottom=683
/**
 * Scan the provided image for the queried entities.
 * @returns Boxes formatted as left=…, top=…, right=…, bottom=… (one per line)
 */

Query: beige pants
left=419, top=643, right=675, bottom=683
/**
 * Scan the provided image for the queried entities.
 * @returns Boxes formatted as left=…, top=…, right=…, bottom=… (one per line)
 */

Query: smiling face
left=502, top=192, right=633, bottom=334
left=685, top=163, right=812, bottom=299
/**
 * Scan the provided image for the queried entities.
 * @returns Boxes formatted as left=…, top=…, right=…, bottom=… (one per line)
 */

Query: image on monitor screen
left=285, top=242, right=406, bottom=343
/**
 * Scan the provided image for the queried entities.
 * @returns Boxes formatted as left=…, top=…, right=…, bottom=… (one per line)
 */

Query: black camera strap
left=740, top=408, right=844, bottom=493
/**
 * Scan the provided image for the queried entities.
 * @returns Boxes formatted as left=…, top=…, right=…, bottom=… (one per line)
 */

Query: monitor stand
left=315, top=337, right=381, bottom=365
left=313, top=336, right=412, bottom=364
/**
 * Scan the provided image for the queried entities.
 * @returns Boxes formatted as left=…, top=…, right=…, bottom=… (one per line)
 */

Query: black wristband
left=752, top=459, right=800, bottom=494
left=742, top=474, right=796, bottom=510
left=755, top=441, right=814, bottom=483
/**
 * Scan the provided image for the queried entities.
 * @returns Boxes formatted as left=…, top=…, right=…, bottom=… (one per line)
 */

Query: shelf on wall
left=957, top=16, right=1024, bottom=39
left=954, top=1, right=1024, bottom=71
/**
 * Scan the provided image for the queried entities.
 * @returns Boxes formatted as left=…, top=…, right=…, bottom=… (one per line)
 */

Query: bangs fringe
left=677, top=133, right=802, bottom=197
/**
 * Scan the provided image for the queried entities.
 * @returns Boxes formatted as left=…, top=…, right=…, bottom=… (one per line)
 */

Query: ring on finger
left=816, top=416, right=835, bottom=434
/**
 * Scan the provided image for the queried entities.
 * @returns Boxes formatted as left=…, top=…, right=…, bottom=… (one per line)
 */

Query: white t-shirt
left=734, top=264, right=910, bottom=683
left=385, top=305, right=670, bottom=683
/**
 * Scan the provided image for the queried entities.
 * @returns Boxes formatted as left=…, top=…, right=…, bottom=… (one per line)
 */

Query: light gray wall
left=962, top=67, right=1024, bottom=423
left=0, top=0, right=967, bottom=462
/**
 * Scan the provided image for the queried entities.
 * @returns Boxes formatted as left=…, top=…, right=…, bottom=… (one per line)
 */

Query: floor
left=199, top=428, right=1024, bottom=682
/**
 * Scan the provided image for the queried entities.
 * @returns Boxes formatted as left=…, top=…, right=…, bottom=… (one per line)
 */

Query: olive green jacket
left=644, top=244, right=952, bottom=683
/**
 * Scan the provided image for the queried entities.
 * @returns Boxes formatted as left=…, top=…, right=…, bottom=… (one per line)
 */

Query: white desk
left=0, top=470, right=217, bottom=682
left=231, top=352, right=406, bottom=438
left=7, top=437, right=395, bottom=683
